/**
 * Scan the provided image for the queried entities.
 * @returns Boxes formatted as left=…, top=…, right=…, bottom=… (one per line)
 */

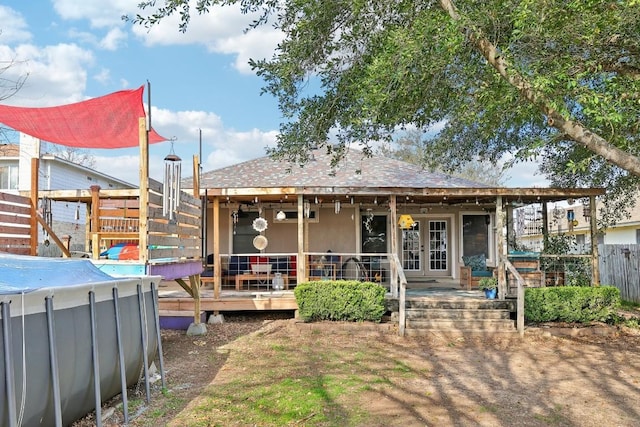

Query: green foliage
left=524, top=286, right=621, bottom=323
left=130, top=0, right=640, bottom=202
left=478, top=277, right=497, bottom=291
left=293, top=280, right=386, bottom=322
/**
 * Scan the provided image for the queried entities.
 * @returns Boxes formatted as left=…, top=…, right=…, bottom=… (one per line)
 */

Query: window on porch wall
left=232, top=212, right=260, bottom=254
left=462, top=215, right=489, bottom=257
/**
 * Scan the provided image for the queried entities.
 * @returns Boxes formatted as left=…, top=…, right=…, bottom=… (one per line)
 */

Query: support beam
left=297, top=194, right=305, bottom=279
left=389, top=195, right=398, bottom=298
left=496, top=195, right=507, bottom=300
left=590, top=196, right=600, bottom=286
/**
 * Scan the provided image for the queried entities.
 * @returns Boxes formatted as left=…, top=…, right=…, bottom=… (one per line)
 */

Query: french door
left=401, top=218, right=450, bottom=276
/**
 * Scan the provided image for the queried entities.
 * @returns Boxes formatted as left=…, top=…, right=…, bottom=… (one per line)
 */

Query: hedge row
left=293, top=280, right=386, bottom=322
left=524, top=286, right=621, bottom=323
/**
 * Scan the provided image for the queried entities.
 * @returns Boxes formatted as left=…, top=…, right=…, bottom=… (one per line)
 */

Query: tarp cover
left=0, top=85, right=165, bottom=148
left=0, top=252, right=119, bottom=294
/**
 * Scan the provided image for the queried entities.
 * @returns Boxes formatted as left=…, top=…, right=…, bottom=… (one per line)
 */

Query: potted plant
left=478, top=277, right=498, bottom=299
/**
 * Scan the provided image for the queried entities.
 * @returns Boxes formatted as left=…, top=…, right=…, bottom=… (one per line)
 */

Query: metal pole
left=112, top=287, right=129, bottom=424
left=2, top=302, right=17, bottom=427
left=151, top=282, right=166, bottom=389
left=137, top=284, right=151, bottom=403
left=88, top=291, right=102, bottom=427
left=45, top=297, right=63, bottom=427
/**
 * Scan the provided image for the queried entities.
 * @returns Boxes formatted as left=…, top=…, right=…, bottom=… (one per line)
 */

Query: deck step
left=400, top=296, right=517, bottom=333
left=405, top=308, right=511, bottom=320
left=406, top=318, right=515, bottom=331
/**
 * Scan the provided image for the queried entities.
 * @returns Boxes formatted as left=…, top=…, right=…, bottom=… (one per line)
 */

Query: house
left=0, top=133, right=136, bottom=255
left=516, top=197, right=640, bottom=252
left=183, top=147, right=604, bottom=296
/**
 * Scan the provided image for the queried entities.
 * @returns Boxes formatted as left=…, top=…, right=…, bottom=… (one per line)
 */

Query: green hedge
left=524, top=286, right=621, bottom=323
left=293, top=280, right=386, bottom=322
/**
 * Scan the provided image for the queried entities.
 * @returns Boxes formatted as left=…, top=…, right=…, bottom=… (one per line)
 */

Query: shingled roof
left=193, top=148, right=489, bottom=190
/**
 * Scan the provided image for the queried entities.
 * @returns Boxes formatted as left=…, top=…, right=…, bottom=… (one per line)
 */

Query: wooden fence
left=0, top=192, right=33, bottom=255
left=598, top=244, right=640, bottom=303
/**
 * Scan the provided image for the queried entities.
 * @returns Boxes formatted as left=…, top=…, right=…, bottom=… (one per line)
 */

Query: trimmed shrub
left=293, top=280, right=386, bottom=322
left=524, top=286, right=621, bottom=323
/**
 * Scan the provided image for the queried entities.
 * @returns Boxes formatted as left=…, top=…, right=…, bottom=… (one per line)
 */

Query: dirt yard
left=76, top=312, right=640, bottom=427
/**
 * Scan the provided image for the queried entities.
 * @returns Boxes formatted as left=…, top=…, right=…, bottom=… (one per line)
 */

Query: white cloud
left=91, top=106, right=278, bottom=185
left=52, top=0, right=136, bottom=28
left=0, top=6, right=32, bottom=43
left=131, top=6, right=282, bottom=74
left=99, top=27, right=127, bottom=50
left=0, top=43, right=94, bottom=106
left=94, top=68, right=110, bottom=85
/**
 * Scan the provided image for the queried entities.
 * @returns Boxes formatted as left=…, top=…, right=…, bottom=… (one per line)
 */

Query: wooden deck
left=156, top=278, right=482, bottom=313
left=158, top=281, right=299, bottom=312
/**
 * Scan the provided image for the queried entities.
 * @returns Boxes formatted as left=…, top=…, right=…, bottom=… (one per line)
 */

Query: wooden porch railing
left=503, top=259, right=525, bottom=336
left=391, top=254, right=409, bottom=337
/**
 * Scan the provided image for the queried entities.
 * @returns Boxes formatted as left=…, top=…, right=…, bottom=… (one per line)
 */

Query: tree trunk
left=438, top=0, right=640, bottom=177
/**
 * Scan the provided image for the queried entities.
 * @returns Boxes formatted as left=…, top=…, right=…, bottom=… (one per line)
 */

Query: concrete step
left=405, top=318, right=516, bottom=332
left=405, top=298, right=515, bottom=310
left=405, top=308, right=511, bottom=320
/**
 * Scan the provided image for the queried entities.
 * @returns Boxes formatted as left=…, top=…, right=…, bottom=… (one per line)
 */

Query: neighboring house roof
left=0, top=144, right=20, bottom=157
left=194, top=148, right=489, bottom=190
left=0, top=143, right=135, bottom=189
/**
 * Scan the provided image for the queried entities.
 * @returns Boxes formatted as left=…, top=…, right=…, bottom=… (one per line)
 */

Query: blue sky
left=0, top=1, right=546, bottom=187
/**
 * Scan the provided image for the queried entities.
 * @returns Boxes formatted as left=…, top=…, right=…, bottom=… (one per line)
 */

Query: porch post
left=213, top=195, right=221, bottom=299
left=590, top=195, right=600, bottom=286
left=496, top=195, right=507, bottom=299
left=297, top=194, right=305, bottom=280
left=389, top=195, right=398, bottom=298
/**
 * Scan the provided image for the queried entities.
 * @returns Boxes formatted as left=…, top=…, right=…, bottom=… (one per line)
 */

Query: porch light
left=163, top=145, right=181, bottom=222
left=398, top=214, right=415, bottom=229
left=276, top=210, right=286, bottom=221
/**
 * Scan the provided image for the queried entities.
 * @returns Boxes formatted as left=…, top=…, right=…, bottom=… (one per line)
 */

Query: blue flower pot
left=484, top=288, right=497, bottom=299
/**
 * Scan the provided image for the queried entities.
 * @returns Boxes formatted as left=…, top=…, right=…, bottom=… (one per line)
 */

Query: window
left=361, top=214, right=387, bottom=253
left=0, top=165, right=18, bottom=190
left=273, top=209, right=318, bottom=223
left=462, top=214, right=489, bottom=257
left=232, top=212, right=260, bottom=253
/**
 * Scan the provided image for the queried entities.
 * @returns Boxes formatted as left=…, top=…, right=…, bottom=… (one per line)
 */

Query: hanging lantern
left=276, top=210, right=286, bottom=221
left=163, top=146, right=182, bottom=221
left=398, top=214, right=415, bottom=229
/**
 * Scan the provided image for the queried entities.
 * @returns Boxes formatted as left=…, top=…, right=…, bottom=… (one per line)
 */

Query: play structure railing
left=90, top=179, right=202, bottom=262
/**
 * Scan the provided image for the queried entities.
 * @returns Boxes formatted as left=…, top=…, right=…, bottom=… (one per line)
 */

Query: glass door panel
left=401, top=221, right=421, bottom=271
left=428, top=220, right=448, bottom=272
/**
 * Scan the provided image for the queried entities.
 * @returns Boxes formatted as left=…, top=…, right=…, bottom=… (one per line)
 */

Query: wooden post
left=590, top=195, right=600, bottom=286
left=213, top=196, right=221, bottom=302
left=138, top=117, right=149, bottom=264
left=496, top=195, right=506, bottom=300
left=30, top=158, right=39, bottom=255
left=90, top=185, right=101, bottom=259
left=389, top=195, right=398, bottom=298
left=297, top=194, right=305, bottom=280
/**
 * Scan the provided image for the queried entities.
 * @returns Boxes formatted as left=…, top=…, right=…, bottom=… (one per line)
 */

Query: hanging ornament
left=252, top=217, right=268, bottom=232
left=398, top=214, right=415, bottom=229
left=162, top=139, right=182, bottom=221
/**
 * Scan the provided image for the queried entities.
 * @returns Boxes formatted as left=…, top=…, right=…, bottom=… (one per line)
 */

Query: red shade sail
left=0, top=85, right=166, bottom=148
